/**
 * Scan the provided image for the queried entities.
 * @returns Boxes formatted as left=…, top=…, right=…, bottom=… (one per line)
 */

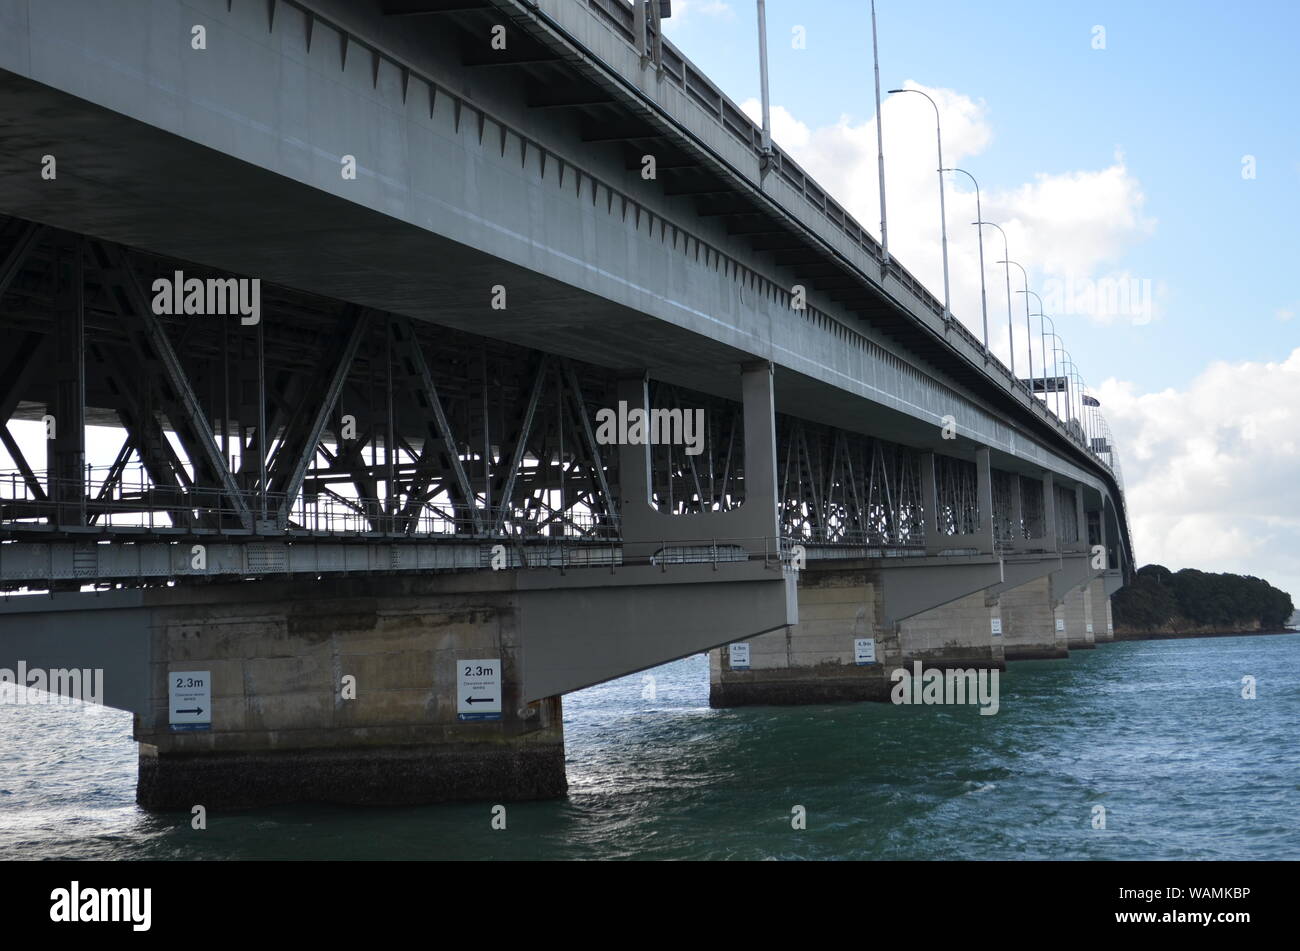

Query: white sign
left=1055, top=618, right=1065, bottom=632
left=1107, top=622, right=1114, bottom=634
left=457, top=659, right=502, bottom=721
left=728, top=643, right=751, bottom=670
left=169, top=670, right=211, bottom=731
left=854, top=638, right=877, bottom=665
left=990, top=618, right=1002, bottom=636
left=1086, top=622, right=1094, bottom=634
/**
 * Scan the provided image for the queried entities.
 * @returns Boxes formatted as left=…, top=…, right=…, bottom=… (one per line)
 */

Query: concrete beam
left=0, top=589, right=151, bottom=712
left=517, top=560, right=797, bottom=701
left=617, top=361, right=779, bottom=560
left=986, top=553, right=1061, bottom=598
left=878, top=555, right=1005, bottom=630
left=1049, top=552, right=1094, bottom=607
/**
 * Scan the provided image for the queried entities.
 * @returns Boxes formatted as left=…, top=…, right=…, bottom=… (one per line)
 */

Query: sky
left=660, top=0, right=1300, bottom=600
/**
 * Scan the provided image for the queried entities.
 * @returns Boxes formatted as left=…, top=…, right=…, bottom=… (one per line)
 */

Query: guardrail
left=3, top=467, right=999, bottom=556
left=0, top=467, right=621, bottom=540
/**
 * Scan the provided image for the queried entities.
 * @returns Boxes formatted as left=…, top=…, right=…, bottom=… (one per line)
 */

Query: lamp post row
left=754, top=3, right=1100, bottom=440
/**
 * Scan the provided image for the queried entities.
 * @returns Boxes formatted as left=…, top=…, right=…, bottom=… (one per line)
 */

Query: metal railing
left=0, top=465, right=622, bottom=540
left=585, top=0, right=1121, bottom=481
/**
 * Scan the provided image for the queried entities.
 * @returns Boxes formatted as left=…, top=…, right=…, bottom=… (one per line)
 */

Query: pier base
left=1000, top=575, right=1070, bottom=661
left=1063, top=584, right=1097, bottom=650
left=708, top=562, right=1003, bottom=707
left=134, top=575, right=566, bottom=811
left=1089, top=578, right=1115, bottom=643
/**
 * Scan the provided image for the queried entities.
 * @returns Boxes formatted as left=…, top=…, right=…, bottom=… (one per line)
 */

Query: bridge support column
left=999, top=575, right=1069, bottom=661
left=708, top=558, right=1004, bottom=707
left=134, top=575, right=565, bottom=811
left=1089, top=577, right=1115, bottom=642
left=1062, top=584, right=1096, bottom=650
left=50, top=233, right=86, bottom=529
left=898, top=589, right=1004, bottom=670
left=708, top=562, right=896, bottom=705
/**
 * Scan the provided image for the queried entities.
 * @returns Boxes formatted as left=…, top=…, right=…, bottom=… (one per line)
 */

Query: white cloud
left=741, top=84, right=1159, bottom=369
left=662, top=0, right=736, bottom=33
left=1095, top=348, right=1300, bottom=599
left=742, top=88, right=1296, bottom=598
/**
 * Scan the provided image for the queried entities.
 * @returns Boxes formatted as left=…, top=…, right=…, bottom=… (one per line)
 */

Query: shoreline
left=1112, top=628, right=1299, bottom=642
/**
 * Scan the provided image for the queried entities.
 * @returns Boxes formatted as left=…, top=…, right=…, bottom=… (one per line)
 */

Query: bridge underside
left=0, top=63, right=912, bottom=443
left=0, top=215, right=1119, bottom=583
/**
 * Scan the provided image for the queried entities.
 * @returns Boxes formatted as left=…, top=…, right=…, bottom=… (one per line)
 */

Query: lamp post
left=871, top=0, right=888, bottom=265
left=1047, top=333, right=1071, bottom=422
left=756, top=0, right=773, bottom=156
left=974, top=220, right=1013, bottom=375
left=942, top=167, right=988, bottom=351
left=1059, top=358, right=1086, bottom=437
left=889, top=87, right=950, bottom=320
left=1053, top=345, right=1076, bottom=420
left=1002, top=260, right=1033, bottom=393
left=1017, top=288, right=1046, bottom=402
left=1040, top=315, right=1062, bottom=419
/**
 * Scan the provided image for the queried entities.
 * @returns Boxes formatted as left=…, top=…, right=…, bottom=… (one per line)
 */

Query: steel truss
left=0, top=215, right=1055, bottom=583
left=775, top=419, right=926, bottom=549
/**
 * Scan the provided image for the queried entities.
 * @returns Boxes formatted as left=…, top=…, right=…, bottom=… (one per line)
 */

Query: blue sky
left=664, top=0, right=1300, bottom=593
left=665, top=0, right=1300, bottom=391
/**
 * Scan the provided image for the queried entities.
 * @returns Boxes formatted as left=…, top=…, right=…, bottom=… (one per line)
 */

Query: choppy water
left=2, top=634, right=1298, bottom=860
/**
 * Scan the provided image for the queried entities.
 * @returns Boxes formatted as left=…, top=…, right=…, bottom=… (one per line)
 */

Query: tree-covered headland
left=1112, top=565, right=1295, bottom=634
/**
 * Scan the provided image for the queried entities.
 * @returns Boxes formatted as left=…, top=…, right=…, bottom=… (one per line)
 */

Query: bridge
left=0, top=0, right=1132, bottom=808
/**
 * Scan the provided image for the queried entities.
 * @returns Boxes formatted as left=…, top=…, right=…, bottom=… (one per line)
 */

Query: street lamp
left=1040, top=314, right=1062, bottom=419
left=974, top=220, right=1014, bottom=375
left=1002, top=260, right=1033, bottom=394
left=942, top=167, right=988, bottom=351
left=1017, top=288, right=1046, bottom=403
left=756, top=0, right=773, bottom=156
left=1058, top=358, right=1087, bottom=439
left=1052, top=344, right=1076, bottom=418
left=889, top=87, right=951, bottom=320
left=1047, top=333, right=1072, bottom=422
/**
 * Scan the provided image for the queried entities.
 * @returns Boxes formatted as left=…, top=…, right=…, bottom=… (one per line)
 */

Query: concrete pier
left=134, top=575, right=565, bottom=811
left=898, top=590, right=1004, bottom=671
left=1089, top=578, right=1115, bottom=643
left=708, top=562, right=1004, bottom=707
left=708, top=562, right=891, bottom=706
left=1062, top=584, right=1097, bottom=650
left=999, top=575, right=1070, bottom=661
